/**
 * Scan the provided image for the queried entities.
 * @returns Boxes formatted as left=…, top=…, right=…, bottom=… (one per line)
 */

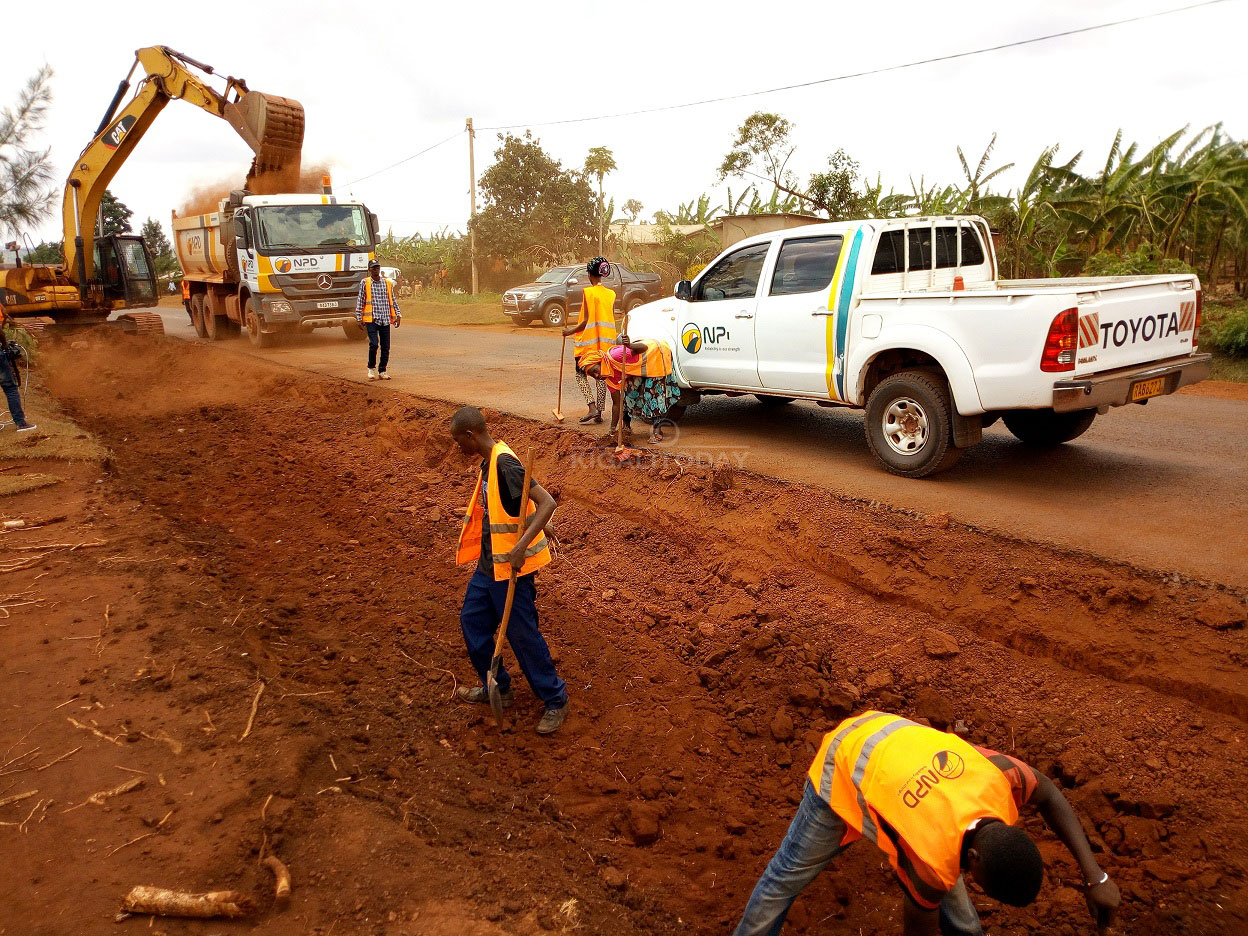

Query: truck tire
left=864, top=371, right=963, bottom=478
left=190, top=295, right=208, bottom=339
left=244, top=299, right=276, bottom=348
left=343, top=322, right=367, bottom=341
left=627, top=297, right=644, bottom=313
left=203, top=304, right=224, bottom=341
left=223, top=317, right=242, bottom=339
left=1002, top=409, right=1096, bottom=446
left=542, top=303, right=566, bottom=328
left=755, top=394, right=795, bottom=407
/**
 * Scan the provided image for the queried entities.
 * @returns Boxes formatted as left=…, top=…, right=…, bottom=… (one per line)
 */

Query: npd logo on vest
left=682, top=323, right=702, bottom=354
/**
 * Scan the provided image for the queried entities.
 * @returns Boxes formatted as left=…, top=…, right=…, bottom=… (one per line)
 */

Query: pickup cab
left=627, top=215, right=1211, bottom=477
left=503, top=262, right=662, bottom=328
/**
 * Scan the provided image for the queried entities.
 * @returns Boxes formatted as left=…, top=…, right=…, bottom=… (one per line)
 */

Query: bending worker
left=735, top=710, right=1119, bottom=936
left=449, top=406, right=569, bottom=735
left=561, top=257, right=616, bottom=426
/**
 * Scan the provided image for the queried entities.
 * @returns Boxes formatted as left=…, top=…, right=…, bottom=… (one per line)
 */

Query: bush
left=1083, top=243, right=1193, bottom=277
left=1206, top=302, right=1248, bottom=357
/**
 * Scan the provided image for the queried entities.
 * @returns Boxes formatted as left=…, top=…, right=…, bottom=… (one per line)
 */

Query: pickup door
left=678, top=242, right=769, bottom=388
left=754, top=233, right=854, bottom=395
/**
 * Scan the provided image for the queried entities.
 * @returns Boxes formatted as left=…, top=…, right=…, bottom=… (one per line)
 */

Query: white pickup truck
left=627, top=215, right=1211, bottom=477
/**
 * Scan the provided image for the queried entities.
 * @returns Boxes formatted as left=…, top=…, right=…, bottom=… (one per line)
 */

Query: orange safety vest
left=181, top=280, right=190, bottom=300
left=808, top=712, right=1020, bottom=907
left=598, top=341, right=674, bottom=391
left=573, top=283, right=616, bottom=362
left=456, top=441, right=553, bottom=581
left=359, top=276, right=396, bottom=323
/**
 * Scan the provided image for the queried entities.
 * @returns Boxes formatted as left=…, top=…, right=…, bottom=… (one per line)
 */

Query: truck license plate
left=1130, top=376, right=1166, bottom=401
left=316, top=300, right=338, bottom=309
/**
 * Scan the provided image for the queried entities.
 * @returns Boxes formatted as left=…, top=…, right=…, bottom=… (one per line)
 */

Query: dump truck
left=173, top=182, right=380, bottom=346
left=0, top=46, right=306, bottom=340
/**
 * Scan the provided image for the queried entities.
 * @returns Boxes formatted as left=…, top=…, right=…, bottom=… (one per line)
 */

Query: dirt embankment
left=2, top=335, right=1244, bottom=935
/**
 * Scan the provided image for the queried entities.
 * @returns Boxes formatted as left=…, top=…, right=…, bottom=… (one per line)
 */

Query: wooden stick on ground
left=264, top=854, right=292, bottom=908
left=63, top=777, right=143, bottom=813
left=119, top=886, right=255, bottom=920
left=239, top=682, right=266, bottom=741
left=0, top=790, right=37, bottom=809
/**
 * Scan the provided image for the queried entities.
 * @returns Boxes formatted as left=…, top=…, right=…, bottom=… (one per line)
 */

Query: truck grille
left=271, top=271, right=363, bottom=298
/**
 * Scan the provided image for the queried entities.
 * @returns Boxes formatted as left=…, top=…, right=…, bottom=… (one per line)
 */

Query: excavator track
left=116, top=312, right=166, bottom=338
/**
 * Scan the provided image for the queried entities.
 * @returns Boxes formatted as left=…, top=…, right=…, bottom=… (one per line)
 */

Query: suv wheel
left=1002, top=409, right=1096, bottom=446
left=542, top=303, right=566, bottom=328
left=864, top=371, right=962, bottom=478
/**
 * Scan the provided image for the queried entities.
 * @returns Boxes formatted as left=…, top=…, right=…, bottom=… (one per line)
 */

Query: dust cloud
left=176, top=164, right=333, bottom=217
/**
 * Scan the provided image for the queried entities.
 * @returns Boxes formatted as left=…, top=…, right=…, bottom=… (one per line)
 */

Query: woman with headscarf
left=592, top=334, right=681, bottom=445
left=562, top=257, right=617, bottom=424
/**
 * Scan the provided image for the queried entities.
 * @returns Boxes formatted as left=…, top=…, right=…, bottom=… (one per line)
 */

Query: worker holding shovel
left=450, top=406, right=569, bottom=735
left=734, top=710, right=1119, bottom=936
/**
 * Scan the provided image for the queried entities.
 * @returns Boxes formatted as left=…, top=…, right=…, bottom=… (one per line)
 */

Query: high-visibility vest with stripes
left=572, top=283, right=616, bottom=360
left=181, top=280, right=190, bottom=300
left=359, top=276, right=395, bottom=323
left=456, top=442, right=552, bottom=581
left=808, top=711, right=1020, bottom=907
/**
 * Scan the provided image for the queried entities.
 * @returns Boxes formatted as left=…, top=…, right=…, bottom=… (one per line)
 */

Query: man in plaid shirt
left=356, top=259, right=402, bottom=379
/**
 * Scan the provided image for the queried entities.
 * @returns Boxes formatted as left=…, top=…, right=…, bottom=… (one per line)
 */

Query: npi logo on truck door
left=682, top=322, right=730, bottom=354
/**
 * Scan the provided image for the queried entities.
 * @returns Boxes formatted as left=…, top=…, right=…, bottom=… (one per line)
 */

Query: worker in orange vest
left=734, top=711, right=1119, bottom=935
left=180, top=280, right=192, bottom=323
left=562, top=257, right=616, bottom=428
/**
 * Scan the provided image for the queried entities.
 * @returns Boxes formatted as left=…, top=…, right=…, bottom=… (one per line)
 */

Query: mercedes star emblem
left=316, top=273, right=333, bottom=290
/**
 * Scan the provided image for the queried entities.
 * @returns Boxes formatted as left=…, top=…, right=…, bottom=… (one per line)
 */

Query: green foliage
left=0, top=65, right=56, bottom=239
left=140, top=217, right=180, bottom=277
left=100, top=190, right=132, bottom=235
left=23, top=240, right=62, bottom=264
left=1084, top=243, right=1193, bottom=276
left=685, top=262, right=707, bottom=280
left=472, top=131, right=596, bottom=267
left=1205, top=302, right=1248, bottom=357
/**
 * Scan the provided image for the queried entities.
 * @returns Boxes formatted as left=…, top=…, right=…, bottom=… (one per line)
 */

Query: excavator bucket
left=224, top=91, right=305, bottom=181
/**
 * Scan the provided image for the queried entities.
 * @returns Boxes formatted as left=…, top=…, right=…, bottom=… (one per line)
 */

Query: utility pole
left=467, top=118, right=478, bottom=296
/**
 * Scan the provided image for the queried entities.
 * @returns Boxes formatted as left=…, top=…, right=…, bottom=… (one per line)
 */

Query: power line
left=342, top=130, right=461, bottom=187
left=479, top=0, right=1233, bottom=131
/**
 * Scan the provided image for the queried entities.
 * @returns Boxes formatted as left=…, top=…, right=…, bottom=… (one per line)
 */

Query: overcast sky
left=4, top=0, right=1244, bottom=247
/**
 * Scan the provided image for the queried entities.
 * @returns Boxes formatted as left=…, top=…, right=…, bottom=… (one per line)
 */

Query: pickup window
left=769, top=236, right=843, bottom=296
left=871, top=226, right=984, bottom=274
left=696, top=243, right=770, bottom=301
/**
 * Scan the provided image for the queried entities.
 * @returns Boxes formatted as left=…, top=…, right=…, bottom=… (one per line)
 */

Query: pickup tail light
left=1041, top=307, right=1078, bottom=372
left=1193, top=289, right=1202, bottom=349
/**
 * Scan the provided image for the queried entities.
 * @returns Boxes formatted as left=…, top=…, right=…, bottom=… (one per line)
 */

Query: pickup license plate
left=1130, top=377, right=1166, bottom=401
left=316, top=300, right=339, bottom=309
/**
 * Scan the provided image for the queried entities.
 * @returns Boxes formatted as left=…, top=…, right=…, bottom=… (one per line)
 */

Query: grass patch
left=1210, top=351, right=1248, bottom=383
left=404, top=300, right=511, bottom=327
left=0, top=389, right=108, bottom=463
left=0, top=472, right=61, bottom=497
left=408, top=287, right=503, bottom=306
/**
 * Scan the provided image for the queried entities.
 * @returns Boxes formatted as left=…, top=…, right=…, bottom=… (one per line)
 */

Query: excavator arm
left=62, top=46, right=303, bottom=293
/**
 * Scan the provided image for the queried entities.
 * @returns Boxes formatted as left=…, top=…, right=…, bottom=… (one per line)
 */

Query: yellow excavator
left=1, top=46, right=303, bottom=338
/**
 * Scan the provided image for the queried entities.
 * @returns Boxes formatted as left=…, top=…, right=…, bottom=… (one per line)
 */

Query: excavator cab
left=92, top=235, right=157, bottom=309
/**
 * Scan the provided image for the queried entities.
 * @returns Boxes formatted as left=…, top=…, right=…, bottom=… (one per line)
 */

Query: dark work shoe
left=15, top=424, right=37, bottom=433
left=535, top=702, right=569, bottom=735
left=455, top=684, right=513, bottom=708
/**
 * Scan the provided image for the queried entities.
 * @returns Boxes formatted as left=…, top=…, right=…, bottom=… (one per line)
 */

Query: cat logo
left=102, top=115, right=137, bottom=150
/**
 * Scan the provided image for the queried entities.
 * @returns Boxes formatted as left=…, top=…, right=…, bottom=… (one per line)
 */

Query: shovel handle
left=490, top=448, right=536, bottom=659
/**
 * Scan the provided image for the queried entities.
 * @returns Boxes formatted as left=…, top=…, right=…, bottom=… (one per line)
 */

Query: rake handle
left=490, top=448, right=536, bottom=661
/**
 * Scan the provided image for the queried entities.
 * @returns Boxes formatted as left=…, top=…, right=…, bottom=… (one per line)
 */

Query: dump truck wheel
left=245, top=301, right=275, bottom=348
left=190, top=296, right=208, bottom=339
left=1003, top=409, right=1096, bottom=446
left=203, top=304, right=224, bottom=341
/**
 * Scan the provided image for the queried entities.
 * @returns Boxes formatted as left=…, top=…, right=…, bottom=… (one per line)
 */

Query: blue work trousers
left=0, top=355, right=27, bottom=428
left=365, top=322, right=391, bottom=372
left=734, top=780, right=983, bottom=936
left=460, top=567, right=567, bottom=709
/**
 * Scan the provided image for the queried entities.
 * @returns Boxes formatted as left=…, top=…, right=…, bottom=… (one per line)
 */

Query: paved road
left=152, top=308, right=1248, bottom=587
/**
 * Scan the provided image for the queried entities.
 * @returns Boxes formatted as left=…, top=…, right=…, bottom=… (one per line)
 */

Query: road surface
left=150, top=307, right=1248, bottom=587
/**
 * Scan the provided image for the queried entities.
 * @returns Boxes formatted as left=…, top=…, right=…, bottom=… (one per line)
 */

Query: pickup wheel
left=245, top=299, right=276, bottom=348
left=755, top=394, right=795, bottom=407
left=1002, top=409, right=1096, bottom=446
left=542, top=303, right=566, bottom=328
left=864, top=371, right=963, bottom=478
left=189, top=295, right=208, bottom=339
left=627, top=297, right=644, bottom=313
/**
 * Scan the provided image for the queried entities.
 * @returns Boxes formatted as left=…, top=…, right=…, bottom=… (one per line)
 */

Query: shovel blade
left=552, top=409, right=564, bottom=423
left=486, top=659, right=506, bottom=726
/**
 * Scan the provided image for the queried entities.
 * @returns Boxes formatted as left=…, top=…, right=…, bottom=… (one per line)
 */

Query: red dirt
left=1, top=336, right=1245, bottom=935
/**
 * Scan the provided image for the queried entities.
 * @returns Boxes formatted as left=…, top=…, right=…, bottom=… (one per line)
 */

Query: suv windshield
left=538, top=267, right=576, bottom=283
left=256, top=205, right=370, bottom=250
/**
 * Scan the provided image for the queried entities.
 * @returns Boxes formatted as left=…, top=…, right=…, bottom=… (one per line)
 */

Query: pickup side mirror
left=675, top=280, right=692, bottom=301
left=567, top=278, right=579, bottom=285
